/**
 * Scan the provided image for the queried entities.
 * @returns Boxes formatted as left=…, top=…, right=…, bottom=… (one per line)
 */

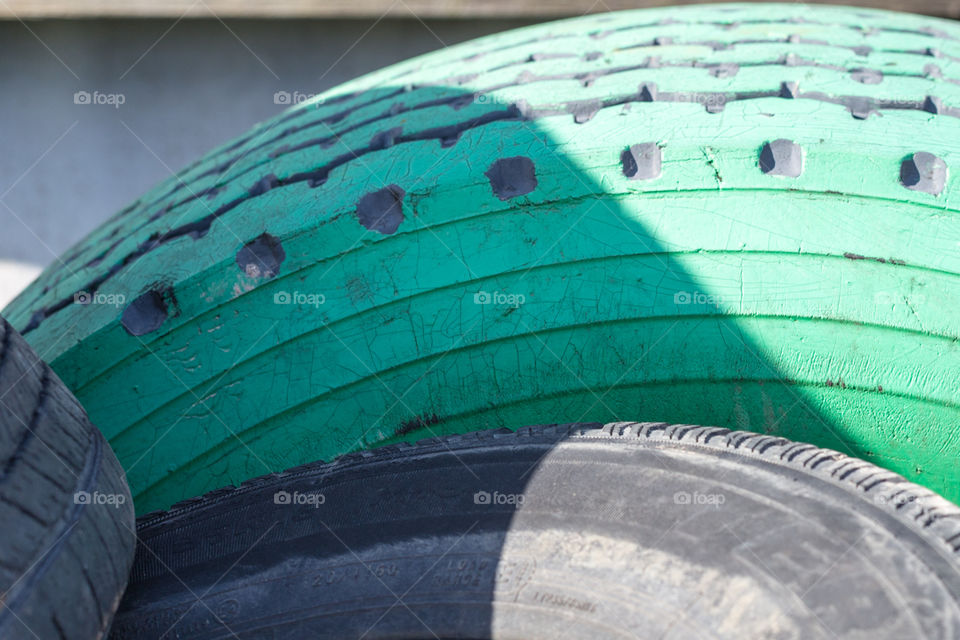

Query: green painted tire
left=7, top=3, right=960, bottom=513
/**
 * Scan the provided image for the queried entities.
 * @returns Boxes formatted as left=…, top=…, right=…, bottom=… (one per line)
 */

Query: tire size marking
left=312, top=562, right=399, bottom=587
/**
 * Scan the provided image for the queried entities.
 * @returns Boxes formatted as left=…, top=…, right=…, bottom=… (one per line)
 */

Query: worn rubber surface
left=6, top=4, right=960, bottom=512
left=112, top=422, right=960, bottom=639
left=0, top=317, right=135, bottom=639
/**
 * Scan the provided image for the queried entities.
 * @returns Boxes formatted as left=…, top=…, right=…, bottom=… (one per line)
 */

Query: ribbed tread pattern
left=0, top=317, right=135, bottom=640
left=138, top=420, right=960, bottom=559
left=6, top=4, right=960, bottom=512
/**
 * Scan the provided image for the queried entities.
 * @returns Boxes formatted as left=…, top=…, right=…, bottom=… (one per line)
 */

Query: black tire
left=0, top=317, right=135, bottom=639
left=113, top=422, right=960, bottom=639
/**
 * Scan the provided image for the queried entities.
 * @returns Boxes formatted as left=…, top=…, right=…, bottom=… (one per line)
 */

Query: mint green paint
left=6, top=4, right=960, bottom=512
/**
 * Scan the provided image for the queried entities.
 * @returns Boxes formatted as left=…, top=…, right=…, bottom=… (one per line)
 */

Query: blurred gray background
left=0, top=18, right=533, bottom=305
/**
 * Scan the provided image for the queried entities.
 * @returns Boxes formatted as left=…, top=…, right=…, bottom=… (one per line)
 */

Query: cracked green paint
left=5, top=3, right=960, bottom=513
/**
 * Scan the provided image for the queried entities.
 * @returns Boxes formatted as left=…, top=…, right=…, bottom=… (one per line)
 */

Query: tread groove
left=0, top=368, right=50, bottom=485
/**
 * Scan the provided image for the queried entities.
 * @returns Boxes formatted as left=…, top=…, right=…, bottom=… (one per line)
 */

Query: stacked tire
left=0, top=318, right=134, bottom=638
left=6, top=3, right=960, bottom=514
left=112, top=423, right=960, bottom=639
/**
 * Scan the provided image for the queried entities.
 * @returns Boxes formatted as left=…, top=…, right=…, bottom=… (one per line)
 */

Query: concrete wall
left=0, top=18, right=531, bottom=305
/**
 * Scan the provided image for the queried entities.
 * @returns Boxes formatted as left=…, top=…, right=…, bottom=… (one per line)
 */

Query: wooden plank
left=1, top=0, right=958, bottom=20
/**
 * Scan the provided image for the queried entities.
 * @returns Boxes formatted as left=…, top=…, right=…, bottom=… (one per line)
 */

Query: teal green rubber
left=7, top=3, right=960, bottom=513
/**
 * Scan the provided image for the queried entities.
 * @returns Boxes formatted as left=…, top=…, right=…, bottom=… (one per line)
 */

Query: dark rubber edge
left=137, top=421, right=960, bottom=556
left=0, top=317, right=136, bottom=640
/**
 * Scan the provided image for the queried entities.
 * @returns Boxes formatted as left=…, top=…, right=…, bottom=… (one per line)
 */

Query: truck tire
left=111, top=422, right=960, bottom=639
left=5, top=4, right=960, bottom=511
left=0, top=317, right=135, bottom=639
